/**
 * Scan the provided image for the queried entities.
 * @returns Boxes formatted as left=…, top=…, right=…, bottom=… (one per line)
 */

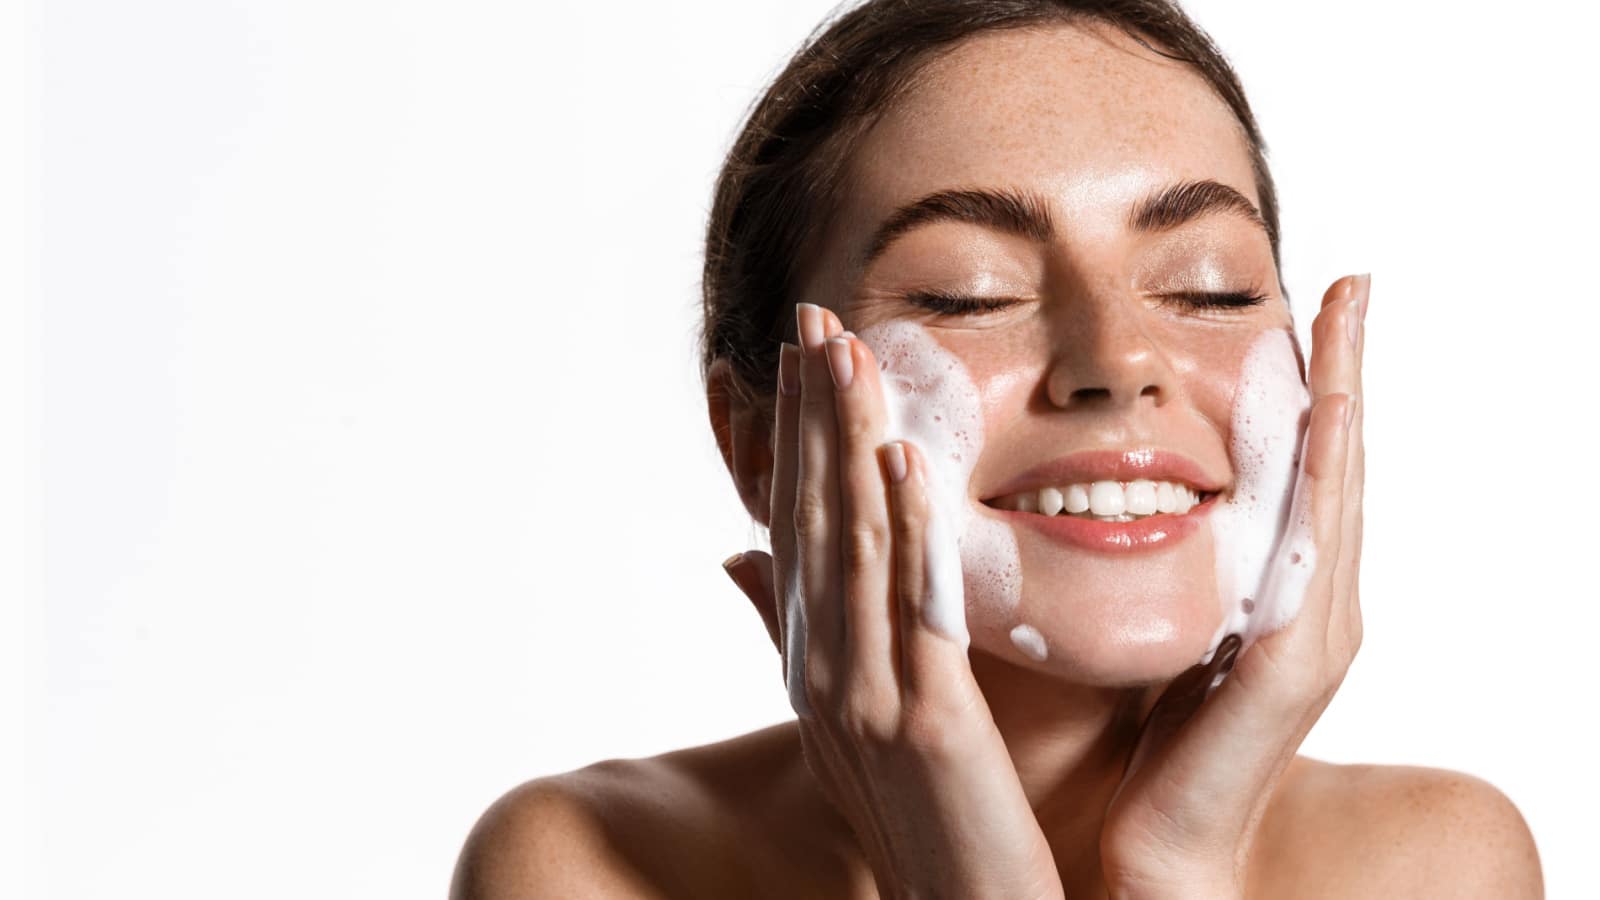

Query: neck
left=969, top=649, right=1165, bottom=894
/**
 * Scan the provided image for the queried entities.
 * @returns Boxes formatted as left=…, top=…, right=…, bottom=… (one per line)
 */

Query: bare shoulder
left=449, top=722, right=829, bottom=900
left=1254, top=757, right=1544, bottom=899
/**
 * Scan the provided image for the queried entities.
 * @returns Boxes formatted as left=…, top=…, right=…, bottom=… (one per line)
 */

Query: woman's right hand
left=722, top=302, right=1065, bottom=900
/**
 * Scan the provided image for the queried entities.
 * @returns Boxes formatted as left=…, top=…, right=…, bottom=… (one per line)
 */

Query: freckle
left=1290, top=552, right=1302, bottom=564
left=1242, top=597, right=1255, bottom=613
left=934, top=414, right=942, bottom=422
left=879, top=360, right=888, bottom=370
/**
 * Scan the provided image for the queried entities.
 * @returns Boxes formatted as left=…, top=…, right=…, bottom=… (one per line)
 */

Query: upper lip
left=980, top=448, right=1228, bottom=502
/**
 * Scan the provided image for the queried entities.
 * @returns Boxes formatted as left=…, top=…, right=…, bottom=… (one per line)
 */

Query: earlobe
left=705, top=358, right=775, bottom=527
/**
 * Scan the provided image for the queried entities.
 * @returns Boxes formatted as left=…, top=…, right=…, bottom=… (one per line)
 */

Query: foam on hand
left=1205, top=328, right=1317, bottom=660
left=785, top=564, right=811, bottom=716
left=858, top=321, right=1022, bottom=650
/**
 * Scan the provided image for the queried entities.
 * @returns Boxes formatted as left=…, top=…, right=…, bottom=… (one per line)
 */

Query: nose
left=1044, top=290, right=1175, bottom=412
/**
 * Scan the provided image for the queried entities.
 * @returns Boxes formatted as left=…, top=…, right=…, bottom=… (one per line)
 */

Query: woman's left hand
left=1099, top=273, right=1371, bottom=899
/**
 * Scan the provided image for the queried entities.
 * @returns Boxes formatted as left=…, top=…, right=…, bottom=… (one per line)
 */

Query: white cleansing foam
left=785, top=564, right=811, bottom=716
left=1009, top=624, right=1048, bottom=662
left=858, top=321, right=1022, bottom=651
left=1205, top=328, right=1317, bottom=659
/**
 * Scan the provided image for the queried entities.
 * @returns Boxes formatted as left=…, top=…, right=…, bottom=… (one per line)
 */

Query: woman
left=452, top=1, right=1542, bottom=896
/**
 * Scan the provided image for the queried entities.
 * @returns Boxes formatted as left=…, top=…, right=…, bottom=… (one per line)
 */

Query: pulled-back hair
left=700, top=0, right=1278, bottom=412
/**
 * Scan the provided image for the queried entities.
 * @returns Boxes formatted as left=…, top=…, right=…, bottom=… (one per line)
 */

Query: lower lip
left=991, top=495, right=1216, bottom=554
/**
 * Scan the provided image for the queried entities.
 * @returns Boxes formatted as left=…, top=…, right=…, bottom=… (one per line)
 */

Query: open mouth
left=982, top=480, right=1220, bottom=522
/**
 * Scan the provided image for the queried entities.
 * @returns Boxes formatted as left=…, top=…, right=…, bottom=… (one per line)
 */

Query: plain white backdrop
left=21, top=0, right=1599, bottom=896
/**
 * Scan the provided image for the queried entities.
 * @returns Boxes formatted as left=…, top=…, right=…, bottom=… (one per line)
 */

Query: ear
left=706, top=357, right=774, bottom=528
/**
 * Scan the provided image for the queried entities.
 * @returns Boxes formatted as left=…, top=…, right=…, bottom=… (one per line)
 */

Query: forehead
left=828, top=23, right=1259, bottom=266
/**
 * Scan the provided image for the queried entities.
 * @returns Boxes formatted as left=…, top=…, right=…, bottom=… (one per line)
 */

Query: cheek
left=856, top=320, right=1025, bottom=646
left=1170, top=328, right=1257, bottom=427
left=1204, top=327, right=1316, bottom=654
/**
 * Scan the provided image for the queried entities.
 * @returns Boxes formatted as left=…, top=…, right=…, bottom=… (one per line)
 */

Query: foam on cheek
left=1009, top=624, right=1048, bottom=661
left=1206, top=329, right=1317, bottom=659
left=858, top=321, right=1022, bottom=650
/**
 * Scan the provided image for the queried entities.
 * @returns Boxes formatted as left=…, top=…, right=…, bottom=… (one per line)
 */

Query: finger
left=886, top=440, right=972, bottom=702
left=1119, top=397, right=1354, bottom=843
left=1282, top=391, right=1354, bottom=641
left=1130, top=398, right=1354, bottom=828
left=1337, top=274, right=1370, bottom=647
left=770, top=342, right=809, bottom=711
left=723, top=551, right=779, bottom=650
left=794, top=302, right=845, bottom=704
left=825, top=334, right=898, bottom=699
left=1308, top=275, right=1362, bottom=403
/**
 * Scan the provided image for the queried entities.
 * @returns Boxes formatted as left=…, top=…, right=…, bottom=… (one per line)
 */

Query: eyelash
left=1156, top=290, right=1270, bottom=309
left=903, top=289, right=1019, bottom=316
left=904, top=288, right=1269, bottom=315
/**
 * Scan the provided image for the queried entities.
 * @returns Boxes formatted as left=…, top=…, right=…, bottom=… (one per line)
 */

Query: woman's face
left=795, top=24, right=1297, bottom=686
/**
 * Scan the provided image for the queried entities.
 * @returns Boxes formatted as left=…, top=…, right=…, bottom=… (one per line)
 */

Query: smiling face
left=794, top=23, right=1300, bottom=686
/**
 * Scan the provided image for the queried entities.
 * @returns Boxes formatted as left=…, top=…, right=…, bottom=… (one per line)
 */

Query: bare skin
left=452, top=24, right=1542, bottom=899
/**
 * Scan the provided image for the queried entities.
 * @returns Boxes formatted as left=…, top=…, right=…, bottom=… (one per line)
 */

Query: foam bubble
left=784, top=565, right=811, bottom=716
left=1205, top=329, right=1317, bottom=659
left=1009, top=624, right=1049, bottom=662
left=858, top=321, right=1022, bottom=647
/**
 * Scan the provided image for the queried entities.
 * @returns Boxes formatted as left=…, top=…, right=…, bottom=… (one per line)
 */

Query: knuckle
left=803, top=653, right=836, bottom=709
left=842, top=520, right=889, bottom=572
left=837, top=410, right=875, bottom=448
left=837, top=692, right=894, bottom=746
left=792, top=494, right=829, bottom=539
left=895, top=580, right=927, bottom=629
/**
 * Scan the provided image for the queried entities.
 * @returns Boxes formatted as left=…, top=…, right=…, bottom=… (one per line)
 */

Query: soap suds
left=782, top=320, right=1019, bottom=713
left=785, top=565, right=811, bottom=716
left=1010, top=624, right=1048, bottom=661
left=859, top=320, right=1022, bottom=649
left=1205, top=329, right=1317, bottom=660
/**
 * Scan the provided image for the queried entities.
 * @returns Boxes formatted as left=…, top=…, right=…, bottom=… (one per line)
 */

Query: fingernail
left=796, top=303, right=825, bottom=351
left=778, top=343, right=800, bottom=397
left=1345, top=299, right=1360, bottom=347
left=1354, top=273, right=1371, bottom=321
left=825, top=336, right=854, bottom=389
left=1345, top=395, right=1357, bottom=429
left=1217, top=635, right=1242, bottom=676
left=840, top=330, right=856, bottom=340
left=721, top=552, right=744, bottom=582
left=884, top=442, right=908, bottom=483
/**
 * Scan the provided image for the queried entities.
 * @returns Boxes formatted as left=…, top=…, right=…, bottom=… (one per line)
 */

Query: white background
left=20, top=0, right=1599, bottom=896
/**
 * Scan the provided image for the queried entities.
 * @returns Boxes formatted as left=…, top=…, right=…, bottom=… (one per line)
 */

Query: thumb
left=723, top=550, right=779, bottom=652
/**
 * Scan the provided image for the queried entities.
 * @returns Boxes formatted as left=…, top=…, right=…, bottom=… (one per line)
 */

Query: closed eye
left=904, top=289, right=1021, bottom=316
left=904, top=288, right=1269, bottom=316
left=1157, top=290, right=1269, bottom=309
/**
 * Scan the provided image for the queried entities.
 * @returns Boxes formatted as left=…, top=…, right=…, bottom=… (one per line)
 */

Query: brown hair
left=699, top=0, right=1279, bottom=412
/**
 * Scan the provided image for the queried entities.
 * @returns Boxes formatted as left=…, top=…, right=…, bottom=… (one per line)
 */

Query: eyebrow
left=859, top=179, right=1267, bottom=267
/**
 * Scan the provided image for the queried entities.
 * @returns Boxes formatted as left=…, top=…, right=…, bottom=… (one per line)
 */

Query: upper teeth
left=989, top=480, right=1205, bottom=521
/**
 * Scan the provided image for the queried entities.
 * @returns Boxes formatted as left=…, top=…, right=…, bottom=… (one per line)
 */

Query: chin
left=961, top=519, right=1228, bottom=685
left=971, top=581, right=1223, bottom=687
